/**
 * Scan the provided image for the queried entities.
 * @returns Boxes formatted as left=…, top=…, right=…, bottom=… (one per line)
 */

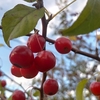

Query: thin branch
left=0, top=26, right=2, bottom=29
left=0, top=94, right=6, bottom=100
left=51, top=0, right=76, bottom=20
left=46, top=37, right=100, bottom=61
left=36, top=0, right=48, bottom=100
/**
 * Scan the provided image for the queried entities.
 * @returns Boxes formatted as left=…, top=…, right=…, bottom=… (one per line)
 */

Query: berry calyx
left=90, top=81, right=100, bottom=96
left=9, top=45, right=34, bottom=68
left=43, top=79, right=59, bottom=95
left=0, top=80, right=6, bottom=87
left=34, top=50, right=56, bottom=72
left=20, top=63, right=38, bottom=79
left=11, top=65, right=22, bottom=77
left=12, top=90, right=25, bottom=100
left=55, top=37, right=72, bottom=54
left=27, top=33, right=45, bottom=53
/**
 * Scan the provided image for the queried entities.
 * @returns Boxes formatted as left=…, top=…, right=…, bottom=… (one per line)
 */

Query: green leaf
left=1, top=4, right=45, bottom=46
left=0, top=83, right=5, bottom=96
left=76, top=78, right=88, bottom=100
left=33, top=90, right=40, bottom=97
left=60, top=0, right=100, bottom=36
left=24, top=0, right=36, bottom=3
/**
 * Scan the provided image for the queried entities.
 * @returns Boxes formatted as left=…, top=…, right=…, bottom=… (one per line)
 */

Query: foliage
left=0, top=0, right=100, bottom=100
left=60, top=0, right=100, bottom=36
left=1, top=4, right=45, bottom=46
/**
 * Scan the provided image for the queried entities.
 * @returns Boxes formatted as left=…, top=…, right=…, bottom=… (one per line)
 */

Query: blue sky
left=0, top=0, right=88, bottom=97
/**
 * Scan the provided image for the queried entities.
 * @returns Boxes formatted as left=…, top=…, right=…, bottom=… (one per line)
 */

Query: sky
left=0, top=0, right=88, bottom=97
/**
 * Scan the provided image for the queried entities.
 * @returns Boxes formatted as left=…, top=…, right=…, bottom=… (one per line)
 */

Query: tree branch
left=46, top=37, right=100, bottom=61
left=2, top=71, right=26, bottom=92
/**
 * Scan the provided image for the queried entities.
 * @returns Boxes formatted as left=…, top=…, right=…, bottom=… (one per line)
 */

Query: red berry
left=0, top=70, right=2, bottom=76
left=0, top=80, right=6, bottom=87
left=34, top=50, right=56, bottom=72
left=27, top=33, right=45, bottom=53
left=20, top=63, right=38, bottom=79
left=90, top=81, right=100, bottom=96
left=55, top=37, right=72, bottom=54
left=12, top=90, right=25, bottom=100
left=43, top=79, right=59, bottom=95
left=9, top=45, right=34, bottom=68
left=11, top=65, right=22, bottom=77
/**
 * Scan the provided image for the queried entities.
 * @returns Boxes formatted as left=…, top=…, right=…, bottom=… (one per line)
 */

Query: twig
left=46, top=37, right=100, bottom=61
left=0, top=94, right=6, bottom=100
left=2, top=71, right=26, bottom=92
left=51, top=0, right=76, bottom=20
left=0, top=26, right=2, bottom=29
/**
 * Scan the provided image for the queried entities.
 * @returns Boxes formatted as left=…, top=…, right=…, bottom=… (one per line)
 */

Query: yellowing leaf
left=76, top=79, right=88, bottom=100
left=0, top=44, right=4, bottom=47
left=69, top=36, right=77, bottom=41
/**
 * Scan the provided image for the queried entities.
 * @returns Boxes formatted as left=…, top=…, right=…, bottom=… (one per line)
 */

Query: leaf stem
left=51, top=0, right=77, bottom=20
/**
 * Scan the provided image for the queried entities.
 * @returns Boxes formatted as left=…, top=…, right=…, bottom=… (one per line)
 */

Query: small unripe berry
left=0, top=80, right=6, bottom=87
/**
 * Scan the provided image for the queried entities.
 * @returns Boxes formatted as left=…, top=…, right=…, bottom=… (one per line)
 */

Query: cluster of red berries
left=9, top=32, right=72, bottom=96
left=0, top=71, right=6, bottom=87
left=90, top=81, right=100, bottom=97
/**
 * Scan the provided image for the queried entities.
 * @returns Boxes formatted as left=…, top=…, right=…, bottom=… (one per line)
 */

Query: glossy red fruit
left=55, top=37, right=72, bottom=54
left=0, top=80, right=6, bottom=87
left=27, top=33, right=45, bottom=53
left=34, top=50, right=56, bottom=72
left=20, top=63, right=38, bottom=79
left=43, top=79, right=59, bottom=95
left=0, top=70, right=2, bottom=76
left=12, top=90, right=25, bottom=100
left=11, top=65, right=22, bottom=77
left=90, top=81, right=100, bottom=96
left=9, top=45, right=34, bottom=68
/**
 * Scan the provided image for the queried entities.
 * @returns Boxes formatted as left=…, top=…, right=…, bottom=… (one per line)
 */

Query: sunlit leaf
left=24, top=0, right=36, bottom=3
left=60, top=0, right=100, bottom=36
left=1, top=4, right=45, bottom=46
left=68, top=36, right=77, bottom=41
left=33, top=90, right=40, bottom=97
left=76, top=78, right=88, bottom=100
